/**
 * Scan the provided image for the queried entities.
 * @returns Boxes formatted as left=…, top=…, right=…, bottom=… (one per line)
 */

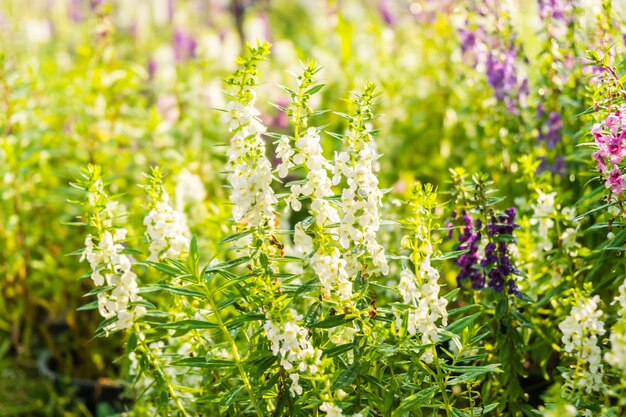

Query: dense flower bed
left=4, top=1, right=626, bottom=416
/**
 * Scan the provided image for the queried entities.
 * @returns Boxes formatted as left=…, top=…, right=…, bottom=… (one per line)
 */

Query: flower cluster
left=457, top=6, right=528, bottom=113
left=559, top=295, right=606, bottom=397
left=281, top=127, right=339, bottom=226
left=143, top=191, right=190, bottom=262
left=222, top=42, right=276, bottom=230
left=263, top=310, right=322, bottom=397
left=311, top=248, right=353, bottom=301
left=222, top=92, right=277, bottom=228
left=591, top=110, right=626, bottom=195
left=455, top=208, right=520, bottom=294
left=483, top=208, right=520, bottom=293
left=319, top=401, right=362, bottom=417
left=78, top=170, right=145, bottom=333
left=395, top=262, right=448, bottom=362
left=538, top=0, right=574, bottom=37
left=455, top=211, right=484, bottom=289
left=332, top=84, right=389, bottom=275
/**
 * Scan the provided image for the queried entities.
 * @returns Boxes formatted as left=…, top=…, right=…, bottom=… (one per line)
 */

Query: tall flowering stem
left=222, top=40, right=276, bottom=231
left=559, top=290, right=606, bottom=407
left=333, top=83, right=389, bottom=276
left=397, top=184, right=449, bottom=363
left=449, top=170, right=528, bottom=415
left=72, top=164, right=146, bottom=334
left=586, top=51, right=626, bottom=216
left=142, top=167, right=190, bottom=262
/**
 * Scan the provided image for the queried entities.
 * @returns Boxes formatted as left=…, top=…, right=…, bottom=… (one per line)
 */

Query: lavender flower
left=538, top=0, right=574, bottom=30
left=69, top=0, right=83, bottom=23
left=538, top=110, right=563, bottom=150
left=455, top=208, right=520, bottom=295
left=485, top=45, right=527, bottom=113
left=456, top=212, right=484, bottom=289
left=173, top=28, right=197, bottom=62
left=378, top=0, right=397, bottom=26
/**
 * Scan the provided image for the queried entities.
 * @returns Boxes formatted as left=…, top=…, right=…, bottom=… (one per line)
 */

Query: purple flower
left=537, top=109, right=563, bottom=151
left=378, top=0, right=397, bottom=26
left=485, top=45, right=527, bottom=113
left=69, top=0, right=83, bottom=23
left=454, top=208, right=520, bottom=295
left=173, top=28, right=197, bottom=62
left=538, top=0, right=573, bottom=23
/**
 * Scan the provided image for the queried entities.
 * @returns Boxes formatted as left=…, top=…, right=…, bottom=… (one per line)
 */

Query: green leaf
left=77, top=300, right=99, bottom=311
left=324, top=343, right=353, bottom=358
left=206, top=256, right=251, bottom=273
left=172, top=357, right=235, bottom=368
left=127, top=332, right=138, bottom=353
left=445, top=312, right=481, bottom=335
left=219, top=229, right=254, bottom=245
left=443, top=288, right=460, bottom=302
left=304, top=302, right=321, bottom=327
left=309, top=314, right=353, bottom=329
left=447, top=364, right=501, bottom=385
left=220, top=386, right=244, bottom=411
left=447, top=304, right=480, bottom=316
left=156, top=319, right=218, bottom=332
left=154, top=284, right=204, bottom=298
left=305, top=84, right=325, bottom=95
left=391, top=386, right=438, bottom=416
left=433, top=250, right=468, bottom=261
left=332, top=361, right=361, bottom=389
left=190, top=235, right=198, bottom=259
left=142, top=261, right=184, bottom=278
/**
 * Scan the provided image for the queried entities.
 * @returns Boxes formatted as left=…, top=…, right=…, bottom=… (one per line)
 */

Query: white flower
left=224, top=96, right=277, bottom=228
left=175, top=169, right=206, bottom=212
left=394, top=260, right=448, bottom=363
left=530, top=191, right=558, bottom=254
left=333, top=129, right=388, bottom=275
left=143, top=191, right=190, bottom=262
left=558, top=295, right=605, bottom=396
left=81, top=228, right=144, bottom=333
left=276, top=135, right=295, bottom=178
left=289, top=373, right=302, bottom=397
left=320, top=402, right=344, bottom=417
left=311, top=248, right=352, bottom=301
left=293, top=223, right=313, bottom=256
left=285, top=128, right=339, bottom=226
left=264, top=309, right=322, bottom=387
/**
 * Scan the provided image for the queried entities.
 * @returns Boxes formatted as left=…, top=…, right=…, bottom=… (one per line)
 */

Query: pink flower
left=593, top=152, right=607, bottom=173
left=606, top=166, right=626, bottom=194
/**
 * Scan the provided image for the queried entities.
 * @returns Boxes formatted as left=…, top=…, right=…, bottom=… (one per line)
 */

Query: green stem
left=134, top=325, right=190, bottom=417
left=432, top=346, right=453, bottom=417
left=201, top=273, right=264, bottom=417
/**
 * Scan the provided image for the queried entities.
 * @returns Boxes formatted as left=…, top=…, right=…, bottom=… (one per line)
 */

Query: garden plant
left=4, top=0, right=626, bottom=416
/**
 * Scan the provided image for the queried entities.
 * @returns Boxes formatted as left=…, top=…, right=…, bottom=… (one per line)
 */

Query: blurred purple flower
left=538, top=0, right=573, bottom=23
left=538, top=110, right=563, bottom=150
left=173, top=28, right=197, bottom=62
left=69, top=0, right=83, bottom=23
left=147, top=57, right=157, bottom=80
left=378, top=0, right=397, bottom=26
